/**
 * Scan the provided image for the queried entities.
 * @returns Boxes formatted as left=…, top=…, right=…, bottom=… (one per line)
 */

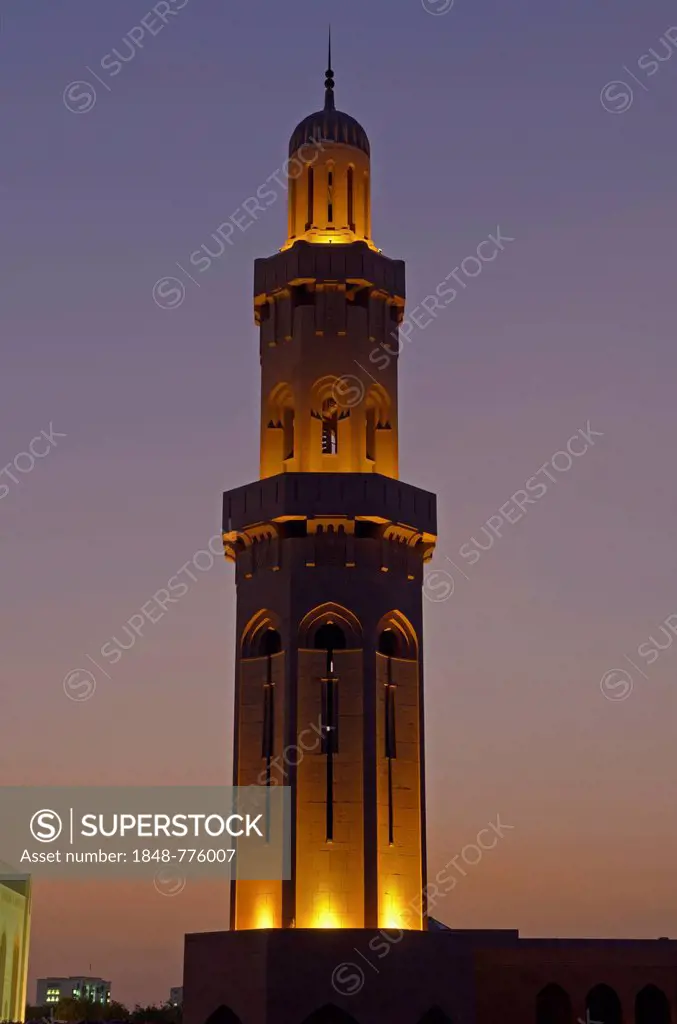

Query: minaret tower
left=223, top=46, right=437, bottom=933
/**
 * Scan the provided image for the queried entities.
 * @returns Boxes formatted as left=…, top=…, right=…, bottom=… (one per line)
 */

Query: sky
left=2, top=0, right=677, bottom=1007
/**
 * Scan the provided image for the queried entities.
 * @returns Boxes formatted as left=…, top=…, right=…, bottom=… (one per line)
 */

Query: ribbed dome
left=289, top=36, right=370, bottom=158
left=289, top=109, right=370, bottom=158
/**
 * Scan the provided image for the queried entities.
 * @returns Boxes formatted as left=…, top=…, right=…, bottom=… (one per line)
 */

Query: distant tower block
left=223, top=42, right=437, bottom=934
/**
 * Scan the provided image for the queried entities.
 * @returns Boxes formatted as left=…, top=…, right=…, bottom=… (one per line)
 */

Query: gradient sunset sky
left=3, top=0, right=677, bottom=1006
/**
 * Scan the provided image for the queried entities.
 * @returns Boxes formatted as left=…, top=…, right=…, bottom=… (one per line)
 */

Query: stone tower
left=223, top=45, right=437, bottom=935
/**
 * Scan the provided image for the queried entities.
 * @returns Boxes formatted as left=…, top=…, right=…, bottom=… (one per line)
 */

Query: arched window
left=364, top=383, right=390, bottom=465
left=299, top=603, right=362, bottom=649
left=241, top=614, right=283, bottom=783
left=636, top=984, right=671, bottom=1024
left=586, top=984, right=622, bottom=1024
left=259, top=628, right=282, bottom=658
left=321, top=397, right=339, bottom=455
left=241, top=609, right=282, bottom=658
left=314, top=622, right=346, bottom=654
left=347, top=166, right=355, bottom=231
left=376, top=610, right=418, bottom=661
left=536, top=984, right=573, bottom=1024
left=266, top=383, right=295, bottom=464
left=378, top=629, right=400, bottom=658
left=306, top=166, right=314, bottom=229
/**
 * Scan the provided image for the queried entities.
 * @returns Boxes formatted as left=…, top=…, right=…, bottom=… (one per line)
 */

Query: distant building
left=36, top=977, right=111, bottom=1006
left=169, top=987, right=183, bottom=1006
left=0, top=875, right=32, bottom=1023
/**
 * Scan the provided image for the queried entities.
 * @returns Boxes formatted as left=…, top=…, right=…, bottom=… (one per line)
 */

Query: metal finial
left=324, top=26, right=335, bottom=110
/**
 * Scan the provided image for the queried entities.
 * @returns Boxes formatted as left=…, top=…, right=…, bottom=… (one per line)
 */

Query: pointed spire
left=324, top=26, right=335, bottom=111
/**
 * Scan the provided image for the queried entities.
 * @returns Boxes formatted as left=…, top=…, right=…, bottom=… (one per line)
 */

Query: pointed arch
left=299, top=602, right=362, bottom=649
left=266, top=382, right=295, bottom=461
left=204, top=1007, right=243, bottom=1024
left=365, top=383, right=391, bottom=462
left=241, top=608, right=283, bottom=658
left=536, top=984, right=573, bottom=1024
left=636, top=984, right=670, bottom=1024
left=586, top=984, right=622, bottom=1024
left=311, top=375, right=356, bottom=411
left=416, top=1009, right=454, bottom=1024
left=376, top=609, right=418, bottom=660
left=300, top=1005, right=360, bottom=1024
left=364, top=382, right=391, bottom=418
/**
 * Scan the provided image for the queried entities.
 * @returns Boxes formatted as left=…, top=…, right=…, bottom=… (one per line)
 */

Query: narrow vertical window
left=315, top=623, right=346, bottom=843
left=347, top=166, right=355, bottom=231
left=321, top=398, right=338, bottom=455
left=379, top=630, right=398, bottom=845
left=363, top=172, right=369, bottom=238
left=262, top=658, right=274, bottom=760
left=260, top=630, right=281, bottom=785
left=306, top=166, right=314, bottom=230
left=320, top=668, right=339, bottom=755
left=385, top=660, right=397, bottom=845
left=385, top=671, right=397, bottom=760
left=327, top=168, right=333, bottom=223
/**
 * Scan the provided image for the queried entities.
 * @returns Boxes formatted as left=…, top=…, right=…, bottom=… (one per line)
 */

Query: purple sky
left=3, top=0, right=677, bottom=1006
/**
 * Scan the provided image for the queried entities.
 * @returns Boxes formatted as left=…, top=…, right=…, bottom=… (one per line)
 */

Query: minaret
left=223, top=50, right=437, bottom=933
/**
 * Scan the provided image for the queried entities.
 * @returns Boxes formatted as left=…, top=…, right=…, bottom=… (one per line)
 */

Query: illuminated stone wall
left=232, top=652, right=285, bottom=931
left=296, top=649, right=364, bottom=928
left=376, top=653, right=423, bottom=930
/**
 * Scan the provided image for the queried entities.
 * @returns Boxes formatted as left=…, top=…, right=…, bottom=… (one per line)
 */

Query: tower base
left=183, top=928, right=677, bottom=1024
